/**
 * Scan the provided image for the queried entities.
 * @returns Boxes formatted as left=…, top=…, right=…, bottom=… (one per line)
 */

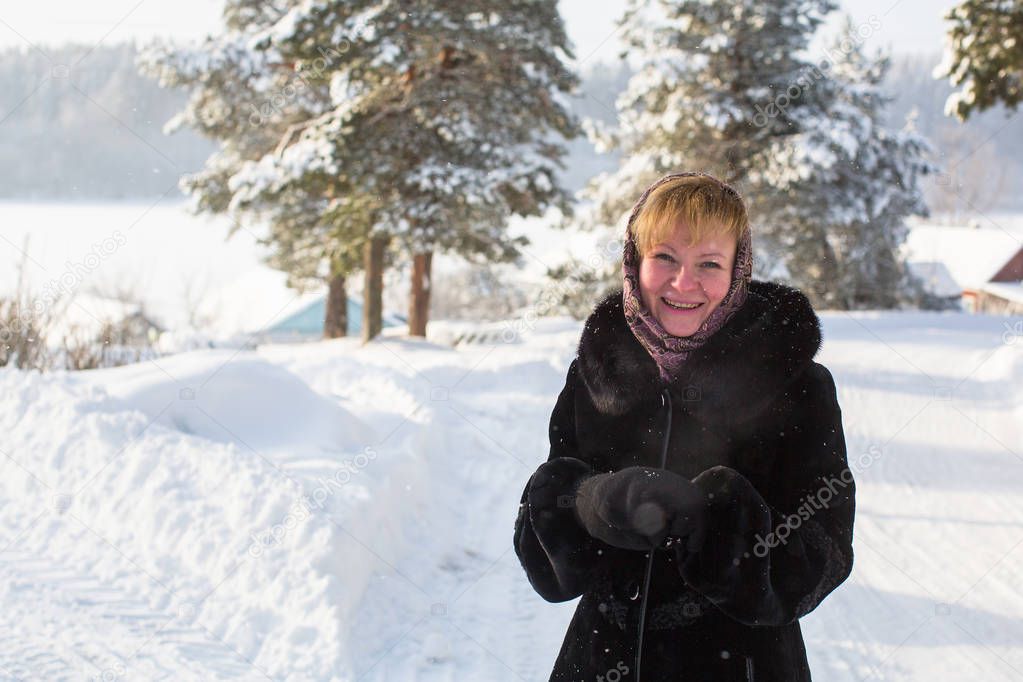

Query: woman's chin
left=657, top=317, right=700, bottom=337
left=666, top=324, right=697, bottom=337
left=654, top=307, right=705, bottom=337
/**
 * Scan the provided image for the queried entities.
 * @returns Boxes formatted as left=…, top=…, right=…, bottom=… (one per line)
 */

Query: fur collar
left=576, top=280, right=822, bottom=423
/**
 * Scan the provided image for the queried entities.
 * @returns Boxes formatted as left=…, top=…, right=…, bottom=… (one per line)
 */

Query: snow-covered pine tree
left=142, top=0, right=580, bottom=338
left=139, top=0, right=360, bottom=338
left=752, top=18, right=939, bottom=309
left=572, top=0, right=837, bottom=285
left=937, top=0, right=1023, bottom=120
left=149, top=0, right=585, bottom=339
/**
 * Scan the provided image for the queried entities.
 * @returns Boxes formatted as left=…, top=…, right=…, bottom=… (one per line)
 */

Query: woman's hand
left=573, top=466, right=706, bottom=551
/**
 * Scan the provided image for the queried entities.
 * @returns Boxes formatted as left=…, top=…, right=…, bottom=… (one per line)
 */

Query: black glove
left=573, top=466, right=706, bottom=551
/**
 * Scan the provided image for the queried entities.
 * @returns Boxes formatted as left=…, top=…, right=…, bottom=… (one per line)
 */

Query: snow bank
left=0, top=351, right=424, bottom=679
left=73, top=350, right=376, bottom=455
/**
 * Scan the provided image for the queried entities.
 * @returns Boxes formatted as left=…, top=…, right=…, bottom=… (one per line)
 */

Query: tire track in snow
left=0, top=549, right=256, bottom=681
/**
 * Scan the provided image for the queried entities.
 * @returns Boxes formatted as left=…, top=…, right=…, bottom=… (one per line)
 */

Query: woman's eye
left=655, top=253, right=675, bottom=263
left=701, top=261, right=721, bottom=269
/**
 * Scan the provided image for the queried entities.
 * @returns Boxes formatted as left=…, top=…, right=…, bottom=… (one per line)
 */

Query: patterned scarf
left=622, top=172, right=754, bottom=383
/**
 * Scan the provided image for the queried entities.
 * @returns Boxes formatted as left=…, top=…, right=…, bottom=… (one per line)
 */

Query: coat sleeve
left=513, top=360, right=607, bottom=603
left=673, top=363, right=855, bottom=626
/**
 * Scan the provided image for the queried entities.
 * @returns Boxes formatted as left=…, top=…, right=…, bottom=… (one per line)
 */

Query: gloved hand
left=573, top=466, right=706, bottom=551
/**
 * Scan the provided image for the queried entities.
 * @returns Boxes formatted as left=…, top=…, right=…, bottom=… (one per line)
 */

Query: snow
left=46, top=293, right=145, bottom=340
left=906, top=261, right=963, bottom=299
left=229, top=136, right=341, bottom=211
left=902, top=223, right=1023, bottom=291
left=979, top=281, right=1023, bottom=305
left=0, top=201, right=331, bottom=338
left=76, top=351, right=376, bottom=455
left=1, top=305, right=1022, bottom=680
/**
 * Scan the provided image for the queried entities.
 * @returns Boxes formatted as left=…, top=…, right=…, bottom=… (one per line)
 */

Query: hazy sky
left=1, top=0, right=957, bottom=61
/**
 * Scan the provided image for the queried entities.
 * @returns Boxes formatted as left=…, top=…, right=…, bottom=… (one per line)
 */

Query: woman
left=513, top=172, right=855, bottom=681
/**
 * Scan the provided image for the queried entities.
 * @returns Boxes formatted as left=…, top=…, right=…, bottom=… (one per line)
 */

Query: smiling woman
left=514, top=171, right=855, bottom=682
left=631, top=177, right=746, bottom=338
left=622, top=174, right=754, bottom=381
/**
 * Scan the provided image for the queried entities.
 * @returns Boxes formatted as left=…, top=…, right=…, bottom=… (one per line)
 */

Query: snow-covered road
left=0, top=310, right=1020, bottom=680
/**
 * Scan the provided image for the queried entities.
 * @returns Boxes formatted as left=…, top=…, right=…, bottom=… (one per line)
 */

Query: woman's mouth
left=661, top=297, right=704, bottom=313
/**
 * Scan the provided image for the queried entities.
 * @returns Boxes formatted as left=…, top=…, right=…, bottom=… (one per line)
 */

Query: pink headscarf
left=622, top=172, right=754, bottom=383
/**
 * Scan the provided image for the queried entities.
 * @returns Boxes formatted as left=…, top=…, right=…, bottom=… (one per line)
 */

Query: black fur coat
left=513, top=280, right=856, bottom=681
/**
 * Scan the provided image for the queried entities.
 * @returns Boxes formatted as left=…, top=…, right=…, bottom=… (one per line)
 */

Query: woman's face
left=638, top=222, right=737, bottom=337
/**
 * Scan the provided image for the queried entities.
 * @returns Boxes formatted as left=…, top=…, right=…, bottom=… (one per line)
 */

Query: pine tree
left=143, top=1, right=581, bottom=339
left=753, top=19, right=939, bottom=309
left=937, top=0, right=1023, bottom=120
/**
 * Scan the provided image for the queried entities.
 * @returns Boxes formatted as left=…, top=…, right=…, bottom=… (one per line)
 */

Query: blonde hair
left=629, top=174, right=749, bottom=257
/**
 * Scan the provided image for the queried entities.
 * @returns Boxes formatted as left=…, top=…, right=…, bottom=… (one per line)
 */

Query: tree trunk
left=362, top=236, right=387, bottom=342
left=408, top=251, right=433, bottom=337
left=323, top=271, right=347, bottom=338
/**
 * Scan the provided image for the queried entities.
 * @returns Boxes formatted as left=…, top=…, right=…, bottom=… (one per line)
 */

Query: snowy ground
left=0, top=303, right=1021, bottom=680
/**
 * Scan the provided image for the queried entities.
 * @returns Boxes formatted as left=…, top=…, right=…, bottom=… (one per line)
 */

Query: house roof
left=902, top=224, right=1023, bottom=291
left=267, top=297, right=405, bottom=337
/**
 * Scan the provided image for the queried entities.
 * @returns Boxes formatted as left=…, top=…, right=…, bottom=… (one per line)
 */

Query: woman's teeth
left=662, top=298, right=702, bottom=311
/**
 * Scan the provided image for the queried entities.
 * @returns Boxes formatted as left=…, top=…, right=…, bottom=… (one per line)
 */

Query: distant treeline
left=1, top=42, right=1020, bottom=209
left=0, top=43, right=214, bottom=200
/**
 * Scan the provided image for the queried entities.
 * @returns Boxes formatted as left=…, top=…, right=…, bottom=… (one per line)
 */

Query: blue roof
left=269, top=297, right=405, bottom=336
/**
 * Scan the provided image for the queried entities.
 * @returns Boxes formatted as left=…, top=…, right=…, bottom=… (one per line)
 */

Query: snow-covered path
left=805, top=312, right=1023, bottom=681
left=257, top=323, right=585, bottom=681
left=0, top=310, right=1020, bottom=680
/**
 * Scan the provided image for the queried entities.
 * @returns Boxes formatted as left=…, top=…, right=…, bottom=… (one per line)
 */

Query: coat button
left=626, top=580, right=640, bottom=601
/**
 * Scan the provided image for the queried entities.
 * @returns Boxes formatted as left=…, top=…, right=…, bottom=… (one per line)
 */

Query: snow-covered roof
left=978, top=281, right=1023, bottom=305
left=906, top=261, right=962, bottom=298
left=902, top=223, right=1023, bottom=291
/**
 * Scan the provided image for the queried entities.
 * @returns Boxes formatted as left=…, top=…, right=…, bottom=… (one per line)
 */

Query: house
left=902, top=223, right=1023, bottom=314
left=261, top=297, right=406, bottom=343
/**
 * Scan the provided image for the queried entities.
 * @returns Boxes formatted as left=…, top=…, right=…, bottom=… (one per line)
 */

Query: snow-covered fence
left=429, top=319, right=520, bottom=347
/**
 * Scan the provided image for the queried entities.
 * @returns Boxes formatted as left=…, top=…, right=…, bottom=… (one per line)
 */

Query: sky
left=0, top=0, right=959, bottom=62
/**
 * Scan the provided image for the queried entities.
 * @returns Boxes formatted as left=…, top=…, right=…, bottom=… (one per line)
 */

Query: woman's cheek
left=639, top=261, right=661, bottom=295
left=711, top=273, right=731, bottom=300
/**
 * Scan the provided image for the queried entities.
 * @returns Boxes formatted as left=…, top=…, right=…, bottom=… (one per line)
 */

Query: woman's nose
left=670, top=265, right=700, bottom=290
